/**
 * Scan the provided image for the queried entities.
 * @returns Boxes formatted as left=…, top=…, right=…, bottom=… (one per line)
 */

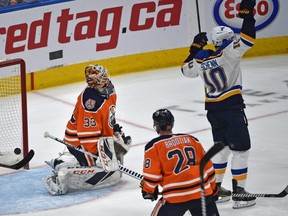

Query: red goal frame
left=0, top=58, right=29, bottom=169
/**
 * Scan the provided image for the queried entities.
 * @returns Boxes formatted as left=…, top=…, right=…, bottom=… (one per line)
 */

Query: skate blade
left=233, top=200, right=256, bottom=209
left=216, top=196, right=231, bottom=203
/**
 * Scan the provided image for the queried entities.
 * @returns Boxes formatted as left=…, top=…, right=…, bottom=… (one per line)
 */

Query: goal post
left=0, top=58, right=29, bottom=169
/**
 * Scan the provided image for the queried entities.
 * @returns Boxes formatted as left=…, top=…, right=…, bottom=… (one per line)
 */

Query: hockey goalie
left=43, top=64, right=132, bottom=195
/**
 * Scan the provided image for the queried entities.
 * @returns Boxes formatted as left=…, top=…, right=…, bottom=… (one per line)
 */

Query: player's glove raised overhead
left=189, top=32, right=208, bottom=54
left=239, top=0, right=256, bottom=20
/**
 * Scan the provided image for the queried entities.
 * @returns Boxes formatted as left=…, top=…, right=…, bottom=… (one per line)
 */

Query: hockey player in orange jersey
left=43, top=64, right=131, bottom=195
left=63, top=64, right=117, bottom=164
left=141, top=109, right=219, bottom=216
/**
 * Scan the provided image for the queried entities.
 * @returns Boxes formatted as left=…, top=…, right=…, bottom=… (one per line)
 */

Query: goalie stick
left=232, top=185, right=288, bottom=198
left=0, top=149, right=34, bottom=170
left=44, top=131, right=143, bottom=181
left=199, top=142, right=225, bottom=216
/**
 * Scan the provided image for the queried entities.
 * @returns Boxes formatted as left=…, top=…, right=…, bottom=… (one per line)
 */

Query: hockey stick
left=0, top=149, right=34, bottom=170
left=195, top=0, right=201, bottom=33
left=199, top=142, right=225, bottom=216
left=232, top=185, right=288, bottom=198
left=44, top=131, right=143, bottom=181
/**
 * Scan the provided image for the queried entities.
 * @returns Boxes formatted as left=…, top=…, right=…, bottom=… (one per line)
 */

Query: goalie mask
left=152, top=109, right=174, bottom=133
left=85, top=64, right=110, bottom=88
left=211, top=26, right=235, bottom=47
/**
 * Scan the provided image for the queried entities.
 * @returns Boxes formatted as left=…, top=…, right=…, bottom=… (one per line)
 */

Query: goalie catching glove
left=113, top=124, right=132, bottom=159
left=113, top=124, right=132, bottom=145
left=239, top=0, right=256, bottom=20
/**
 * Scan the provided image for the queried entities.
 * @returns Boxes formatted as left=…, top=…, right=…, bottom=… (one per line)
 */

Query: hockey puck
left=14, top=148, right=21, bottom=155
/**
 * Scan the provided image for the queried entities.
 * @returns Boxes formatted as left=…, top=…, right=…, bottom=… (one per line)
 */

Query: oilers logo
left=109, top=105, right=116, bottom=128
left=213, top=0, right=279, bottom=33
left=85, top=99, right=96, bottom=110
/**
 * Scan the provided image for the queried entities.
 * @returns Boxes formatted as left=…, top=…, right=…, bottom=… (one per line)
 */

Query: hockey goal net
left=0, top=58, right=29, bottom=169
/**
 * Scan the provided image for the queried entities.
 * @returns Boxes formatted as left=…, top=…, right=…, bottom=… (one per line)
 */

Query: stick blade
left=232, top=184, right=288, bottom=198
left=0, top=149, right=34, bottom=170
left=275, top=185, right=288, bottom=197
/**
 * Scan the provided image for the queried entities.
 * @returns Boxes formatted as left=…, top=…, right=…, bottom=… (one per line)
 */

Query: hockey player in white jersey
left=181, top=0, right=256, bottom=209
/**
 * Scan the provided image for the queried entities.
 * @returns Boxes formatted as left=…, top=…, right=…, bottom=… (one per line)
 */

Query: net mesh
left=0, top=62, right=24, bottom=165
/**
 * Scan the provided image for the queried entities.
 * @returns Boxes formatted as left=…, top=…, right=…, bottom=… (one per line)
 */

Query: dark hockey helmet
left=152, top=109, right=174, bottom=132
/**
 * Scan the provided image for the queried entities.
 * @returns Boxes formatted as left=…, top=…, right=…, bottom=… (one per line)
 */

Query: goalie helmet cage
left=0, top=58, right=29, bottom=169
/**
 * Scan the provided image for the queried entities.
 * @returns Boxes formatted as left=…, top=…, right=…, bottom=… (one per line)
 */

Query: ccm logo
left=73, top=169, right=95, bottom=174
left=213, top=0, right=279, bottom=33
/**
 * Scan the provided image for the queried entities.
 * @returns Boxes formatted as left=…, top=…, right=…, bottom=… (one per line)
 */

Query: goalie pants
left=207, top=109, right=251, bottom=151
left=151, top=195, right=219, bottom=216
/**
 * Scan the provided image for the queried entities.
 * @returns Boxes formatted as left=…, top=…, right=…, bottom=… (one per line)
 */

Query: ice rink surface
left=0, top=54, right=288, bottom=216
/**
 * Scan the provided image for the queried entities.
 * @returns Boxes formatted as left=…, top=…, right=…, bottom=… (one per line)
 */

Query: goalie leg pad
left=98, top=137, right=119, bottom=172
left=43, top=166, right=121, bottom=195
left=66, top=166, right=121, bottom=191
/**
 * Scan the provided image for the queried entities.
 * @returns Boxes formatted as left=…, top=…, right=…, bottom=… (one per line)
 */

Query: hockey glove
left=114, top=124, right=132, bottom=145
left=189, top=32, right=208, bottom=54
left=113, top=124, right=123, bottom=133
left=123, top=135, right=132, bottom=145
left=239, top=0, right=256, bottom=20
left=142, top=186, right=159, bottom=201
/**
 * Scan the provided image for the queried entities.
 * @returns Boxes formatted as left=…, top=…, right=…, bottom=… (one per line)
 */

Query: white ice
left=0, top=55, right=288, bottom=216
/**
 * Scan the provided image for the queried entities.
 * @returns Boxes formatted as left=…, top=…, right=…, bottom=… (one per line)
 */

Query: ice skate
left=216, top=183, right=231, bottom=203
left=232, top=180, right=256, bottom=209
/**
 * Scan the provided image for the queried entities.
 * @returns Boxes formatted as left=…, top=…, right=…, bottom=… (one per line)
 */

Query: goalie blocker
left=43, top=136, right=130, bottom=195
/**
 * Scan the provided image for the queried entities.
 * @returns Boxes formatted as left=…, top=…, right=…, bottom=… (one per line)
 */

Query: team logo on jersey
left=109, top=105, right=116, bottom=128
left=85, top=99, right=96, bottom=110
left=213, top=0, right=279, bottom=33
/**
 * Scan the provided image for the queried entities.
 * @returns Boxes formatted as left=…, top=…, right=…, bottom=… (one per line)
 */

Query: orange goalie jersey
left=142, top=134, right=217, bottom=203
left=64, top=82, right=116, bottom=155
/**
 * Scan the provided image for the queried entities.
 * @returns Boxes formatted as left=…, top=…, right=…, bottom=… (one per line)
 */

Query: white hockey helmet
left=85, top=64, right=110, bottom=88
left=211, top=26, right=235, bottom=47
